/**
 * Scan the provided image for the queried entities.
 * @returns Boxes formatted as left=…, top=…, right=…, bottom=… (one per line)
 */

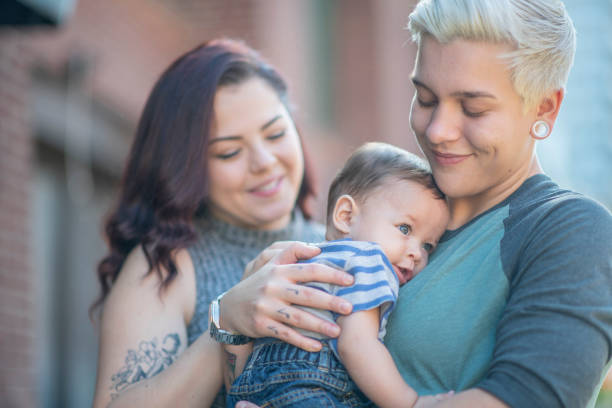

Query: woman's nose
left=249, top=143, right=276, bottom=173
left=425, top=104, right=461, bottom=145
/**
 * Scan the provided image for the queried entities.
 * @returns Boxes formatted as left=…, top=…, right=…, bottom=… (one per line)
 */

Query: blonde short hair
left=408, top=0, right=576, bottom=109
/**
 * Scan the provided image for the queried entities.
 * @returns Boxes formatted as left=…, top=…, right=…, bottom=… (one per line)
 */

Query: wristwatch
left=208, top=291, right=253, bottom=345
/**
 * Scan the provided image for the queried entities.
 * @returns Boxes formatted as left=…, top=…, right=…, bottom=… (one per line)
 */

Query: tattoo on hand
left=267, top=325, right=279, bottom=335
left=225, top=350, right=237, bottom=384
left=277, top=308, right=290, bottom=320
left=286, top=287, right=299, bottom=295
left=109, top=333, right=181, bottom=398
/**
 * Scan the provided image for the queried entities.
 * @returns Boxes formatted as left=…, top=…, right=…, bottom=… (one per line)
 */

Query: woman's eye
left=398, top=224, right=412, bottom=235
left=215, top=149, right=241, bottom=160
left=267, top=130, right=285, bottom=141
left=423, top=242, right=435, bottom=254
left=417, top=98, right=436, bottom=108
left=462, top=104, right=486, bottom=118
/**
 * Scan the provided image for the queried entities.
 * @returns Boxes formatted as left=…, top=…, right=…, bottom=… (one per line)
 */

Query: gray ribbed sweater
left=186, top=210, right=325, bottom=345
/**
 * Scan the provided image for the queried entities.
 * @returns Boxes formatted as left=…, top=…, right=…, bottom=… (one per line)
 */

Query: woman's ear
left=535, top=88, right=565, bottom=131
left=332, top=195, right=359, bottom=235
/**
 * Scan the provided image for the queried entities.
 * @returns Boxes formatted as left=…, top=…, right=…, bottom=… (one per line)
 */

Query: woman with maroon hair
left=91, top=39, right=354, bottom=407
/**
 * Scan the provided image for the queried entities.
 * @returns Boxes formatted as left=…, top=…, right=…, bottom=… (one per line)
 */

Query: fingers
left=272, top=242, right=321, bottom=264
left=280, top=283, right=352, bottom=316
left=243, top=248, right=282, bottom=279
left=269, top=304, right=341, bottom=338
left=253, top=315, right=323, bottom=352
left=286, top=262, right=354, bottom=286
left=243, top=241, right=316, bottom=279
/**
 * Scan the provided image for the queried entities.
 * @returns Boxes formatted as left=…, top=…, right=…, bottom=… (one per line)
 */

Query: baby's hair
left=326, top=142, right=444, bottom=226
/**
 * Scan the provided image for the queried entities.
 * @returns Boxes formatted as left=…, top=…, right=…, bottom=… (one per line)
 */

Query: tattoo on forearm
left=267, top=325, right=279, bottom=335
left=109, top=333, right=181, bottom=398
left=225, top=350, right=237, bottom=384
left=277, top=308, right=290, bottom=320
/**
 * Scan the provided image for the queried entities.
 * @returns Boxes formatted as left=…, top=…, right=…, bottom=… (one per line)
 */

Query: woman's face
left=207, top=77, right=304, bottom=230
left=410, top=35, right=540, bottom=224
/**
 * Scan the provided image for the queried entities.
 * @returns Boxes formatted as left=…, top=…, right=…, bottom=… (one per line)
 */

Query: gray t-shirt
left=385, top=174, right=612, bottom=408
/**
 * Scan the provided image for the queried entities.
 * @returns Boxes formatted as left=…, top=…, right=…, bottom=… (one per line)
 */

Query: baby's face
left=349, top=179, right=449, bottom=284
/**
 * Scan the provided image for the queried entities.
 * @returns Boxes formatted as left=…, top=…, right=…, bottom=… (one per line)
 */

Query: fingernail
left=327, top=324, right=340, bottom=337
left=308, top=342, right=322, bottom=352
left=343, top=274, right=354, bottom=285
left=340, top=301, right=352, bottom=314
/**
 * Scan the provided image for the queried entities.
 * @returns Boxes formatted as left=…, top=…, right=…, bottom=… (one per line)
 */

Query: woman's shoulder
left=301, top=219, right=326, bottom=242
left=108, top=245, right=197, bottom=324
left=510, top=176, right=612, bottom=227
left=503, top=177, right=612, bottom=277
left=295, top=210, right=326, bottom=243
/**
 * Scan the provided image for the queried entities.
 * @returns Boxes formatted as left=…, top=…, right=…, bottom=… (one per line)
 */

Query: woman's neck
left=447, top=157, right=543, bottom=230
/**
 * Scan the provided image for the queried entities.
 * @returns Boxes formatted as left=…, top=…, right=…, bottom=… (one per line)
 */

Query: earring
left=531, top=120, right=550, bottom=140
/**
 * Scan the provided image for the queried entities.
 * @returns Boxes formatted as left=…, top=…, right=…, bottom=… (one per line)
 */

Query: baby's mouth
left=395, top=266, right=414, bottom=285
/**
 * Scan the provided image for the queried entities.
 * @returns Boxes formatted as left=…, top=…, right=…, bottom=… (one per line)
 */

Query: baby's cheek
left=419, top=251, right=430, bottom=272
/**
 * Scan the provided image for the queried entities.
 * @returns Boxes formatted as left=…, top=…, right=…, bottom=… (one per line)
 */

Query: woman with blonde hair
left=219, top=1, right=612, bottom=407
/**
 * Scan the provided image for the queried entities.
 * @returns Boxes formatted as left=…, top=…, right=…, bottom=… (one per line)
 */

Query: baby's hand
left=414, top=391, right=454, bottom=407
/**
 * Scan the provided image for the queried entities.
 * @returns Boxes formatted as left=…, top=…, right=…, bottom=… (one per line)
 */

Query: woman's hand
left=235, top=402, right=260, bottom=408
left=220, top=241, right=354, bottom=351
left=414, top=391, right=455, bottom=407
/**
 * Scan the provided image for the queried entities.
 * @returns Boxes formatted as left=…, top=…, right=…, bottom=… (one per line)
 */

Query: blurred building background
left=0, top=0, right=610, bottom=407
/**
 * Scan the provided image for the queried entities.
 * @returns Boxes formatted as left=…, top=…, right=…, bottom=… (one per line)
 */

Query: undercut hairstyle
left=408, top=0, right=576, bottom=109
left=92, top=39, right=317, bottom=316
left=326, top=142, right=444, bottom=227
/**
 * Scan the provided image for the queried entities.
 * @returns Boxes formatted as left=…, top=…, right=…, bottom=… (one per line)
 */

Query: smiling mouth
left=431, top=150, right=471, bottom=165
left=249, top=176, right=284, bottom=197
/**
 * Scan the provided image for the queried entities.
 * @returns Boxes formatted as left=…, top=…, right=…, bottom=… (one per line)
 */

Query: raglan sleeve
left=328, top=244, right=398, bottom=357
left=477, top=198, right=612, bottom=408
left=335, top=246, right=398, bottom=317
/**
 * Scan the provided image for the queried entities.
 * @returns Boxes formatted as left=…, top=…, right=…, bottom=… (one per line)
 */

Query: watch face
left=209, top=293, right=252, bottom=345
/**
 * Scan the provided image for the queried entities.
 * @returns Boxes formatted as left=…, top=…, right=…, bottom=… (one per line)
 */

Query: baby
left=226, top=142, right=451, bottom=408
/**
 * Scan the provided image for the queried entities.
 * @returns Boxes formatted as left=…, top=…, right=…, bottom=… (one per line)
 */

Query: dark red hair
left=91, top=39, right=317, bottom=314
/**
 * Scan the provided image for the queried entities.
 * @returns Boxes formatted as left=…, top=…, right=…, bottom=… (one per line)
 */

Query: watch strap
left=209, top=292, right=253, bottom=345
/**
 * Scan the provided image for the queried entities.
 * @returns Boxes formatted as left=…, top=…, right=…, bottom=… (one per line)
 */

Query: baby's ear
left=332, top=195, right=359, bottom=235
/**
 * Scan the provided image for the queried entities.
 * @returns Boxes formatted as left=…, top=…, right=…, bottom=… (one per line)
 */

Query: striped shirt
left=297, top=238, right=399, bottom=359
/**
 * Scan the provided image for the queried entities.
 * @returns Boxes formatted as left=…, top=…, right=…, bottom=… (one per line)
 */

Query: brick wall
left=0, top=30, right=36, bottom=408
left=1, top=1, right=262, bottom=406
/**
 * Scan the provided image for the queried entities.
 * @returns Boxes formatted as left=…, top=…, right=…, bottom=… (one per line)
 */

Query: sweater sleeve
left=478, top=197, right=612, bottom=408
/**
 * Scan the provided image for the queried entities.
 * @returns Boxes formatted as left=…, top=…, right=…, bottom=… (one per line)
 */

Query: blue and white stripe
left=296, top=239, right=399, bottom=360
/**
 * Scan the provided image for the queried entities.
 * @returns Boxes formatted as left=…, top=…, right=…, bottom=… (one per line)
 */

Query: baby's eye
left=398, top=224, right=411, bottom=235
left=423, top=242, right=435, bottom=254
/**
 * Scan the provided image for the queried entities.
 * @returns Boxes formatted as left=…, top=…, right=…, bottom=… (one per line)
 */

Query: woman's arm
left=219, top=242, right=355, bottom=351
left=223, top=343, right=253, bottom=391
left=92, top=247, right=223, bottom=408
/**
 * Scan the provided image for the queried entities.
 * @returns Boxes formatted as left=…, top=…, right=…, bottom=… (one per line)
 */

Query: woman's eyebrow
left=209, top=135, right=241, bottom=145
left=450, top=90, right=497, bottom=99
left=412, top=77, right=496, bottom=100
left=261, top=114, right=281, bottom=130
left=210, top=114, right=283, bottom=145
